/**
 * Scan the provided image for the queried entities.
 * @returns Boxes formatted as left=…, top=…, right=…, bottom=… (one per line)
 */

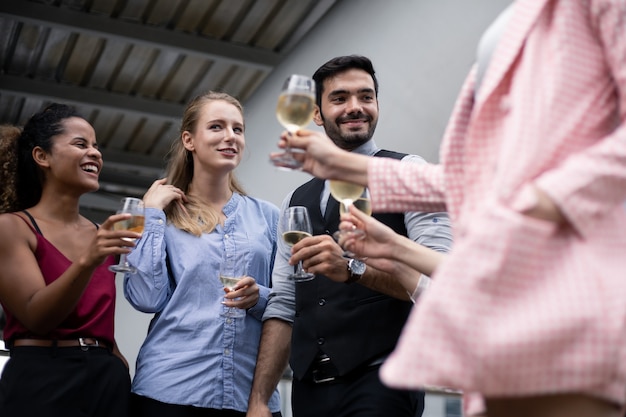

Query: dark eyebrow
left=328, top=87, right=376, bottom=97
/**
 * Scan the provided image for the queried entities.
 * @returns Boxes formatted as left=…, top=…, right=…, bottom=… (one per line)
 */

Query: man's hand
left=289, top=234, right=350, bottom=283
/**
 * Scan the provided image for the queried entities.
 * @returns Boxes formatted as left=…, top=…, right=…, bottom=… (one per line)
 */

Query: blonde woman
left=124, top=92, right=281, bottom=417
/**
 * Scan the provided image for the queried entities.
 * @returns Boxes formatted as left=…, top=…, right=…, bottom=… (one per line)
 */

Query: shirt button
left=318, top=298, right=326, bottom=306
left=157, top=219, right=163, bottom=225
left=224, top=349, right=230, bottom=355
left=317, top=338, right=325, bottom=345
left=226, top=318, right=233, bottom=325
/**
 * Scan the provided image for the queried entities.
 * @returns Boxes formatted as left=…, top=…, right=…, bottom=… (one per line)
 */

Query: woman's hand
left=271, top=129, right=370, bottom=186
left=78, top=213, right=142, bottom=269
left=338, top=205, right=399, bottom=260
left=223, top=276, right=259, bottom=310
left=339, top=205, right=445, bottom=277
left=273, top=130, right=338, bottom=178
left=143, top=178, right=187, bottom=211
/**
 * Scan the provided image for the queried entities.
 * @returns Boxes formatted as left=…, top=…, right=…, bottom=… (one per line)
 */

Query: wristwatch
left=346, top=258, right=366, bottom=284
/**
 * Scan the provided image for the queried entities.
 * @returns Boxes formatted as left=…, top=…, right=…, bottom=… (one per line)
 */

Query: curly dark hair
left=0, top=125, right=21, bottom=213
left=311, top=55, right=379, bottom=109
left=0, top=103, right=83, bottom=213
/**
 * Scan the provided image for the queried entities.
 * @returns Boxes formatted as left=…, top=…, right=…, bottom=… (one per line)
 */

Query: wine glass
left=109, top=197, right=145, bottom=273
left=270, top=74, right=316, bottom=170
left=219, top=257, right=246, bottom=318
left=329, top=180, right=365, bottom=209
left=281, top=206, right=315, bottom=282
left=340, top=188, right=371, bottom=218
left=330, top=184, right=370, bottom=257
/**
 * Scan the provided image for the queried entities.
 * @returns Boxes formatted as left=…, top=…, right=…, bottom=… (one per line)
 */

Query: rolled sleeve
left=262, top=195, right=296, bottom=324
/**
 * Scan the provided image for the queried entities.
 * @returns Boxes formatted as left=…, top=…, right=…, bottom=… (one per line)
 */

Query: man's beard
left=322, top=112, right=377, bottom=150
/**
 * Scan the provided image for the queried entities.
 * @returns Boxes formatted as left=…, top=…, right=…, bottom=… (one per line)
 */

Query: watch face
left=349, top=259, right=366, bottom=275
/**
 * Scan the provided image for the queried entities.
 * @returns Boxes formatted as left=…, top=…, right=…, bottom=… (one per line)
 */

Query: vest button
left=318, top=298, right=326, bottom=306
left=317, top=338, right=325, bottom=345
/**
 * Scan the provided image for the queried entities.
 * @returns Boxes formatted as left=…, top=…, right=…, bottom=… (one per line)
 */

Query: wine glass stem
left=119, top=253, right=129, bottom=267
left=284, top=131, right=294, bottom=155
left=296, top=261, right=306, bottom=276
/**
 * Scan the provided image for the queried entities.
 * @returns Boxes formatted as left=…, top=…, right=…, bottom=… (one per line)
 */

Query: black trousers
left=131, top=393, right=283, bottom=417
left=292, top=365, right=424, bottom=417
left=0, top=345, right=131, bottom=417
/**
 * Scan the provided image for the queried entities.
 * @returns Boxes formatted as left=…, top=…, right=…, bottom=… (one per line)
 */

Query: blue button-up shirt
left=124, top=193, right=281, bottom=412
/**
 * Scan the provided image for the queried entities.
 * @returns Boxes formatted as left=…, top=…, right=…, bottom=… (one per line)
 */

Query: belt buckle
left=78, top=338, right=98, bottom=351
left=312, top=369, right=336, bottom=384
left=312, top=355, right=336, bottom=384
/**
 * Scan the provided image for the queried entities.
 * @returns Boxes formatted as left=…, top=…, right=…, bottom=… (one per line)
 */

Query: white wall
left=115, top=1, right=512, bottom=413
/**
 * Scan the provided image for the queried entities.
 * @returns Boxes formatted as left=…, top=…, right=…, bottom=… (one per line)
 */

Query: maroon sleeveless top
left=3, top=212, right=117, bottom=346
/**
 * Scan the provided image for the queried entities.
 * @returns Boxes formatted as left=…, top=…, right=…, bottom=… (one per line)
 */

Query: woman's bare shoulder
left=0, top=212, right=33, bottom=240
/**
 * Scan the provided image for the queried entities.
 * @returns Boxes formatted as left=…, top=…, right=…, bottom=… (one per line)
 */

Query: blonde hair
left=164, top=91, right=247, bottom=236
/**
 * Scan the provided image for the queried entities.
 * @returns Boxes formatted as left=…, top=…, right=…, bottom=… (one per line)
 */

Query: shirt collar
left=351, top=139, right=379, bottom=156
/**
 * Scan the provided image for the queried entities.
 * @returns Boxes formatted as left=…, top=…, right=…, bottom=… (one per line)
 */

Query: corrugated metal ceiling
left=0, top=0, right=338, bottom=219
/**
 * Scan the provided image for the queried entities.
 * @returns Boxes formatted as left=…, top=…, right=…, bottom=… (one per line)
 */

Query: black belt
left=310, top=353, right=386, bottom=384
left=12, top=338, right=109, bottom=351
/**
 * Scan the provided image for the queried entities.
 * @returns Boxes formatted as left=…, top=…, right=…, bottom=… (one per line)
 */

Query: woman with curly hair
left=0, top=104, right=133, bottom=416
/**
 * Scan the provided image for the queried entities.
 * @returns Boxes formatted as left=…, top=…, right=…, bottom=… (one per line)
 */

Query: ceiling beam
left=0, top=1, right=281, bottom=71
left=280, top=0, right=339, bottom=53
left=0, top=73, right=183, bottom=121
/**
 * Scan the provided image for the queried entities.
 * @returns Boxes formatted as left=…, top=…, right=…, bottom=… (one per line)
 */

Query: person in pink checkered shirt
left=270, top=1, right=626, bottom=417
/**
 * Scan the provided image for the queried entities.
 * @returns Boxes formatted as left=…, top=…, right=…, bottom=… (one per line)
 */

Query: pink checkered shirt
left=371, top=0, right=626, bottom=407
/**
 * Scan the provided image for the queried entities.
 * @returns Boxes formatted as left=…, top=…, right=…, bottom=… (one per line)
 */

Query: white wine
left=340, top=198, right=372, bottom=216
left=329, top=180, right=364, bottom=204
left=113, top=215, right=145, bottom=234
left=276, top=93, right=315, bottom=132
left=282, top=230, right=312, bottom=247
left=219, top=275, right=241, bottom=290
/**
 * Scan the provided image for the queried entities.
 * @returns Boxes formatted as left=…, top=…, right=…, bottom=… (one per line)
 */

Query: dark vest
left=289, top=149, right=413, bottom=379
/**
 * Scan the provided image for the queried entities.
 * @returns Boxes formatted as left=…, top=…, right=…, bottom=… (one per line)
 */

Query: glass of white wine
left=340, top=190, right=372, bottom=218
left=219, top=257, right=246, bottom=318
left=330, top=184, right=370, bottom=257
left=270, top=74, right=316, bottom=170
left=281, top=206, right=315, bottom=282
left=109, top=197, right=145, bottom=273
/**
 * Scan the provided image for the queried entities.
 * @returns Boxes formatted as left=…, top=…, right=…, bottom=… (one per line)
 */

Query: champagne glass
left=219, top=257, right=246, bottom=318
left=281, top=206, right=315, bottom=282
left=109, top=197, right=145, bottom=273
left=270, top=74, right=316, bottom=170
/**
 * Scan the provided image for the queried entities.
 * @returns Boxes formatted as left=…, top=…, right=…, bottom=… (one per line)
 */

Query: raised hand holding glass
left=270, top=74, right=315, bottom=170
